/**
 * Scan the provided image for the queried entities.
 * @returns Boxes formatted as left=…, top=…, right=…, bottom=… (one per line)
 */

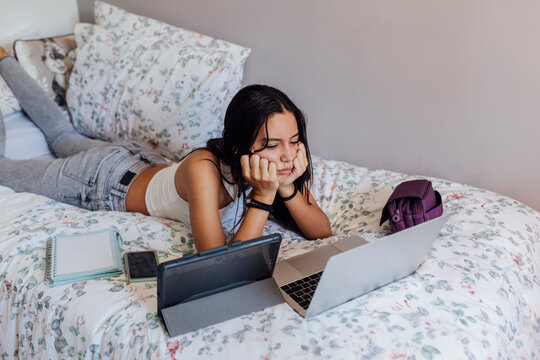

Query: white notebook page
left=55, top=232, right=115, bottom=275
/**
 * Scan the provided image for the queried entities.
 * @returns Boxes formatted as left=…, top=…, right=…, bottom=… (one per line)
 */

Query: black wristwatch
left=246, top=199, right=273, bottom=213
left=279, top=184, right=298, bottom=201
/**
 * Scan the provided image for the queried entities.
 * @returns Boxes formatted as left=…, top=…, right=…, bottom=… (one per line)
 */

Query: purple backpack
left=380, top=179, right=443, bottom=232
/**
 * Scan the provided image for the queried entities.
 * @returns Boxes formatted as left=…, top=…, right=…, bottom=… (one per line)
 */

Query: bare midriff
left=125, top=164, right=170, bottom=215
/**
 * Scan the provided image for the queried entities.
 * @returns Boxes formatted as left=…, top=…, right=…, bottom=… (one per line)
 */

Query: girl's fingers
left=292, top=157, right=301, bottom=176
left=297, top=142, right=305, bottom=157
left=298, top=146, right=308, bottom=169
left=269, top=162, right=279, bottom=187
left=292, top=155, right=299, bottom=168
left=240, top=155, right=251, bottom=179
left=290, top=149, right=307, bottom=181
left=299, top=151, right=307, bottom=169
left=250, top=154, right=260, bottom=177
left=241, top=155, right=279, bottom=194
left=268, top=161, right=277, bottom=178
left=260, top=158, right=269, bottom=178
left=298, top=144, right=307, bottom=162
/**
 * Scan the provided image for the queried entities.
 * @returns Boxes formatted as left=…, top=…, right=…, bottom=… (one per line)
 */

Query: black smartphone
left=124, top=250, right=158, bottom=282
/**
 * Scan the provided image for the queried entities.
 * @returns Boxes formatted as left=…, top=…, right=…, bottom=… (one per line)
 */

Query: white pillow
left=0, top=75, right=21, bottom=116
left=66, top=23, right=250, bottom=161
left=94, top=1, right=251, bottom=130
left=94, top=1, right=251, bottom=131
left=65, top=2, right=250, bottom=161
left=94, top=1, right=242, bottom=51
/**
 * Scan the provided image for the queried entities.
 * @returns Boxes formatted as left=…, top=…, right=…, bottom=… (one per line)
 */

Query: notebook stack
left=45, top=228, right=123, bottom=286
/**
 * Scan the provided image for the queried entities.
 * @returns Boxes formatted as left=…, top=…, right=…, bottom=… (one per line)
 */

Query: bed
left=1, top=2, right=540, bottom=359
left=1, top=137, right=539, bottom=358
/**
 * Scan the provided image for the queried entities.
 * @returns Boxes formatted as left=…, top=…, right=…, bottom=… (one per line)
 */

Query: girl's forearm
left=231, top=206, right=271, bottom=242
left=232, top=188, right=332, bottom=242
left=284, top=193, right=332, bottom=240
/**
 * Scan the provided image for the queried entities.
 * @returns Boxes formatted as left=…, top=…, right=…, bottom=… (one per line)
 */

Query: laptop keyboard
left=280, top=271, right=323, bottom=309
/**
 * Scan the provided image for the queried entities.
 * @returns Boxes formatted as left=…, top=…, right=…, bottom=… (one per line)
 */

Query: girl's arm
left=234, top=143, right=332, bottom=241
left=233, top=144, right=332, bottom=241
left=278, top=183, right=332, bottom=240
left=179, top=152, right=228, bottom=251
left=278, top=142, right=332, bottom=239
left=230, top=154, right=279, bottom=242
left=178, top=151, right=279, bottom=252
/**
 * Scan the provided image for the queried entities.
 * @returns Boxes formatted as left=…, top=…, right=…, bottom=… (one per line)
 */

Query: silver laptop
left=273, top=215, right=448, bottom=318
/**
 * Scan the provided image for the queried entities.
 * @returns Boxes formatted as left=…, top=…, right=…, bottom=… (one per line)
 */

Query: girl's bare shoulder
left=182, top=149, right=219, bottom=169
left=177, top=149, right=221, bottom=182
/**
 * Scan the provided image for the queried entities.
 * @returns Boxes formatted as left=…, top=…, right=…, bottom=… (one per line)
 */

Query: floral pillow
left=0, top=75, right=21, bottom=116
left=13, top=35, right=76, bottom=108
left=67, top=23, right=250, bottom=161
left=94, top=1, right=248, bottom=56
left=85, top=2, right=251, bottom=161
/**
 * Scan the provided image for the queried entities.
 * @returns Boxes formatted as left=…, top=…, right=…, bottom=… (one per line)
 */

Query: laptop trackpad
left=286, top=245, right=340, bottom=276
left=333, top=235, right=368, bottom=252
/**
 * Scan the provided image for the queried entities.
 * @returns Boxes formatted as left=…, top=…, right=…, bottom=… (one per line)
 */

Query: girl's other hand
left=240, top=154, right=279, bottom=203
left=280, top=142, right=308, bottom=189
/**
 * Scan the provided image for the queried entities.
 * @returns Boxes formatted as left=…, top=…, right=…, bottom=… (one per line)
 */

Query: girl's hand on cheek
left=241, top=154, right=279, bottom=203
left=280, top=142, right=308, bottom=188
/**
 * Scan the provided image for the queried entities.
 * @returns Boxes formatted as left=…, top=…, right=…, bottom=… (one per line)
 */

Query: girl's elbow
left=305, top=227, right=333, bottom=240
left=320, top=228, right=333, bottom=239
left=319, top=220, right=333, bottom=239
left=325, top=228, right=333, bottom=239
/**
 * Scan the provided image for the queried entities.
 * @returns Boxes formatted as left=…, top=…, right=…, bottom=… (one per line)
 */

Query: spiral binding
left=44, top=237, right=57, bottom=284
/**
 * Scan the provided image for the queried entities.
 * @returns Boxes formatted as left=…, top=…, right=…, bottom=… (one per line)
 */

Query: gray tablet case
left=157, top=234, right=284, bottom=337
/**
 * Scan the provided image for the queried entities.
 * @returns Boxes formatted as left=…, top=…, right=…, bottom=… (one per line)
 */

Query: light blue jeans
left=0, top=56, right=168, bottom=211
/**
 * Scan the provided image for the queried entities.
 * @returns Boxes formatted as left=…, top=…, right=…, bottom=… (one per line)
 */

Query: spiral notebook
left=45, top=228, right=123, bottom=286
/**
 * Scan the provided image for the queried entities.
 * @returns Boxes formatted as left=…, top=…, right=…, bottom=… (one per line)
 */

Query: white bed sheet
left=4, top=110, right=54, bottom=159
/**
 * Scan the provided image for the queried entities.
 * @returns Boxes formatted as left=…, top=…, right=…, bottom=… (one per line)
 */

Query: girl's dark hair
left=205, top=84, right=313, bottom=232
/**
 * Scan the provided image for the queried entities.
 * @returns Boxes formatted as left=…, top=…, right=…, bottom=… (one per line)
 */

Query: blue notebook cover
left=45, top=228, right=123, bottom=286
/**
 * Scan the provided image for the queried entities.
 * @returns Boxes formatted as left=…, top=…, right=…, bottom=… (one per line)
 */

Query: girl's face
left=250, top=110, right=300, bottom=183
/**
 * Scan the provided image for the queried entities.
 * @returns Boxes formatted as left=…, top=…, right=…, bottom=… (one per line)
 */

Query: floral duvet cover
left=1, top=156, right=539, bottom=359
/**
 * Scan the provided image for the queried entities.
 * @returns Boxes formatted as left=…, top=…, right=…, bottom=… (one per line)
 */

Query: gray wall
left=79, top=0, right=540, bottom=211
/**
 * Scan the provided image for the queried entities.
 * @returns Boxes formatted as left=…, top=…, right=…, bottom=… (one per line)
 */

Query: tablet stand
left=161, top=277, right=284, bottom=337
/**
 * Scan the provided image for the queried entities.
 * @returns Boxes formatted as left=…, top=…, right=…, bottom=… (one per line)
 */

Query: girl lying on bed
left=0, top=49, right=332, bottom=251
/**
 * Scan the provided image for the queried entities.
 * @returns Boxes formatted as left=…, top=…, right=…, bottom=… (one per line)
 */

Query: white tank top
left=144, top=160, right=245, bottom=225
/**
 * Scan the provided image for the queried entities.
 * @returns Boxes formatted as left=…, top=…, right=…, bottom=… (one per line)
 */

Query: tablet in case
left=157, top=234, right=284, bottom=337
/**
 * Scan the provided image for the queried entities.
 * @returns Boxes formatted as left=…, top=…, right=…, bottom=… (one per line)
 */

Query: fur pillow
left=13, top=35, right=76, bottom=108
